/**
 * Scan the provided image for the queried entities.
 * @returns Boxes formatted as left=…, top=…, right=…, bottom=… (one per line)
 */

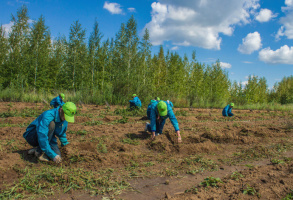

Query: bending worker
left=50, top=93, right=65, bottom=108
left=145, top=100, right=181, bottom=143
left=23, top=102, right=77, bottom=163
left=147, top=99, right=157, bottom=120
left=129, top=94, right=142, bottom=109
left=222, top=103, right=234, bottom=117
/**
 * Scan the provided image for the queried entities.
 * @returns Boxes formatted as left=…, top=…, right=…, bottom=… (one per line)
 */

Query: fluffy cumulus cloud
left=276, top=1, right=293, bottom=39
left=259, top=45, right=293, bottom=64
left=103, top=1, right=123, bottom=14
left=220, top=62, right=232, bottom=69
left=144, top=0, right=260, bottom=49
left=238, top=32, right=262, bottom=54
left=255, top=8, right=276, bottom=22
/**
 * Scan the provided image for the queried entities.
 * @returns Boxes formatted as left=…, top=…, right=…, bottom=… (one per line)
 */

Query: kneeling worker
left=23, top=102, right=77, bottom=163
left=129, top=94, right=142, bottom=109
left=50, top=93, right=65, bottom=108
left=222, top=103, right=234, bottom=117
left=145, top=100, right=181, bottom=143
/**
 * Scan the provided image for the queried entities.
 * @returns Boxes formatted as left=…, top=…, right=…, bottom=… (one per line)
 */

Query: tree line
left=0, top=6, right=292, bottom=106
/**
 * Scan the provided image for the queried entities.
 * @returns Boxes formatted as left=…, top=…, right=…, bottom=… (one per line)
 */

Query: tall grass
left=0, top=88, right=292, bottom=111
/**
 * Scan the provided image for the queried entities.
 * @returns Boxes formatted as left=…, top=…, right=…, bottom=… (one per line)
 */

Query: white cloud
left=243, top=61, right=253, bottom=63
left=170, top=46, right=179, bottom=50
left=128, top=7, right=136, bottom=12
left=242, top=81, right=248, bottom=86
left=220, top=62, right=232, bottom=69
left=285, top=0, right=293, bottom=7
left=259, top=45, right=293, bottom=64
left=278, top=2, right=293, bottom=39
left=144, top=0, right=260, bottom=49
left=2, top=21, right=14, bottom=37
left=245, top=75, right=256, bottom=79
left=238, top=32, right=262, bottom=54
left=103, top=1, right=123, bottom=15
left=255, top=9, right=277, bottom=22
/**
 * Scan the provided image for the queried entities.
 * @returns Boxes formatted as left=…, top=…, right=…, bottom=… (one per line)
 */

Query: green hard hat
left=157, top=101, right=167, bottom=116
left=132, top=94, right=137, bottom=97
left=62, top=102, right=77, bottom=123
left=60, top=93, right=65, bottom=99
left=230, top=103, right=234, bottom=107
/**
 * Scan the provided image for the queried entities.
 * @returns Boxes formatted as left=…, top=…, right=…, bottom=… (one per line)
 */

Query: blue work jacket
left=50, top=96, right=65, bottom=108
left=23, top=107, right=69, bottom=159
left=222, top=105, right=233, bottom=116
left=129, top=96, right=142, bottom=107
left=149, top=100, right=179, bottom=133
left=147, top=100, right=157, bottom=119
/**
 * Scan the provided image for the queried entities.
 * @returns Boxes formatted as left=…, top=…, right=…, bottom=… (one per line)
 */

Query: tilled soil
left=0, top=102, right=293, bottom=200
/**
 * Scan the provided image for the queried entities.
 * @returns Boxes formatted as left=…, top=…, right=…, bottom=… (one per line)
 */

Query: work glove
left=53, top=155, right=62, bottom=163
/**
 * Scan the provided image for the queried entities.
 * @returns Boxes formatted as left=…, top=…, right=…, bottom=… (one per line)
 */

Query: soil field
left=0, top=102, right=293, bottom=200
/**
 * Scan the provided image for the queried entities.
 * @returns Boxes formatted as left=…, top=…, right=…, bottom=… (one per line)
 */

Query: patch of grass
left=76, top=112, right=93, bottom=118
left=122, top=138, right=140, bottom=145
left=143, top=162, right=155, bottom=167
left=185, top=186, right=198, bottom=194
left=116, top=116, right=128, bottom=124
left=183, top=156, right=218, bottom=174
left=0, top=123, right=29, bottom=127
left=83, top=120, right=103, bottom=126
left=68, top=130, right=89, bottom=135
left=175, top=109, right=188, bottom=116
left=245, top=164, right=255, bottom=169
left=125, top=160, right=139, bottom=171
left=242, top=185, right=259, bottom=196
left=69, top=155, right=86, bottom=163
left=164, top=168, right=179, bottom=176
left=114, top=108, right=145, bottom=117
left=271, top=159, right=285, bottom=165
left=232, top=122, right=240, bottom=128
left=0, top=111, right=17, bottom=118
left=230, top=171, right=244, bottom=181
left=0, top=166, right=130, bottom=199
left=97, top=141, right=107, bottom=153
left=282, top=189, right=293, bottom=200
left=200, top=177, right=223, bottom=188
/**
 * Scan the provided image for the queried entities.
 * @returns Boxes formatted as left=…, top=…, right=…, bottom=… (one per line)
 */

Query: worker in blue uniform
left=222, top=103, right=234, bottom=117
left=129, top=94, right=142, bottom=109
left=50, top=93, right=65, bottom=108
left=23, top=102, right=76, bottom=163
left=145, top=100, right=181, bottom=143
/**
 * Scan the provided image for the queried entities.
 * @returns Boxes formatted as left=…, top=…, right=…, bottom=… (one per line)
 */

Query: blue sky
left=1, top=0, right=292, bottom=88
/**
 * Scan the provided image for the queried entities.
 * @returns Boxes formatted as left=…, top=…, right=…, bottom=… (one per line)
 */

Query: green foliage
left=0, top=166, right=129, bottom=199
left=270, top=159, right=285, bottom=165
left=242, top=185, right=258, bottom=196
left=83, top=120, right=103, bottom=126
left=185, top=186, right=198, bottom=194
left=230, top=171, right=244, bottom=181
left=282, top=190, right=293, bottom=200
left=122, top=138, right=140, bottom=145
left=200, top=177, right=223, bottom=188
left=117, top=116, right=128, bottom=124
left=0, top=6, right=291, bottom=107
left=143, top=162, right=155, bottom=167
left=68, top=130, right=88, bottom=135
left=97, top=141, right=107, bottom=153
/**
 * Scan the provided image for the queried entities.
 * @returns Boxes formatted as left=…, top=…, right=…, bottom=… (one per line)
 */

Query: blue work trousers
left=25, top=121, right=61, bottom=156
